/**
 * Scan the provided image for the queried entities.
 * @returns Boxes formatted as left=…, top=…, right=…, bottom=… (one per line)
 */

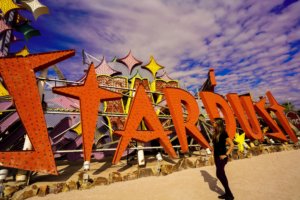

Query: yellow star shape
left=0, top=0, right=21, bottom=16
left=143, top=56, right=164, bottom=77
left=234, top=132, right=248, bottom=152
left=15, top=46, right=30, bottom=57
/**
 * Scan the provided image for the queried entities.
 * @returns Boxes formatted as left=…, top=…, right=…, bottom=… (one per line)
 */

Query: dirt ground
left=25, top=150, right=300, bottom=200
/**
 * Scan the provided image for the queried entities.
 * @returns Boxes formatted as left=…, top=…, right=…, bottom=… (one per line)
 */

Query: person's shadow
left=200, top=170, right=224, bottom=195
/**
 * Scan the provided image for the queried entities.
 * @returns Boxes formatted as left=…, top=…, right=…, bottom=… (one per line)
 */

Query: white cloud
left=41, top=0, right=300, bottom=109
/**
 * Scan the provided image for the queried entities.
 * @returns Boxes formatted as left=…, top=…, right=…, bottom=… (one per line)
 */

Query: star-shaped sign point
left=0, top=49, right=75, bottom=175
left=15, top=46, right=30, bottom=57
left=234, top=132, right=246, bottom=152
left=53, top=63, right=122, bottom=162
left=95, top=57, right=117, bottom=76
left=0, top=0, right=21, bottom=16
left=117, top=50, right=142, bottom=73
left=143, top=56, right=164, bottom=78
left=158, top=70, right=174, bottom=81
left=53, top=63, right=122, bottom=100
left=0, top=50, right=75, bottom=72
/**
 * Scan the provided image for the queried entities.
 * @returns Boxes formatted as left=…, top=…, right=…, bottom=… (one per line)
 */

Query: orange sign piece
left=112, top=84, right=177, bottom=164
left=227, top=94, right=263, bottom=140
left=208, top=68, right=216, bottom=92
left=0, top=50, right=75, bottom=175
left=266, top=91, right=298, bottom=143
left=53, top=64, right=122, bottom=162
left=164, top=88, right=211, bottom=152
left=254, top=97, right=287, bottom=142
left=0, top=49, right=298, bottom=173
left=199, top=92, right=236, bottom=139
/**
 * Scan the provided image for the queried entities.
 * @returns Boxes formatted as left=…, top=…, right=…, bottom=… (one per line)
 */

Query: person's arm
left=225, top=137, right=234, bottom=156
left=220, top=138, right=234, bottom=160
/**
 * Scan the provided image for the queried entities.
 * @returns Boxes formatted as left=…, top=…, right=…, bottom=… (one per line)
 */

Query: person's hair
left=212, top=118, right=226, bottom=143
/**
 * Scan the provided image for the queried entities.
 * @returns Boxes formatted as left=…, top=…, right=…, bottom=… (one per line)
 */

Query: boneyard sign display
left=0, top=49, right=298, bottom=175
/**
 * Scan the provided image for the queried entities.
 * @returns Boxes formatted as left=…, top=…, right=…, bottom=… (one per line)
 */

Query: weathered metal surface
left=0, top=50, right=75, bottom=174
left=112, top=84, right=177, bottom=164
left=53, top=63, right=122, bottom=162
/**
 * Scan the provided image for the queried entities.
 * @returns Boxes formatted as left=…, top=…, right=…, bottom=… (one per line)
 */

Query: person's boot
left=218, top=194, right=227, bottom=199
left=225, top=194, right=234, bottom=200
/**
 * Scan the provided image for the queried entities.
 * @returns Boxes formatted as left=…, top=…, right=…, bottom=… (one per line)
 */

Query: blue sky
left=10, top=0, right=300, bottom=109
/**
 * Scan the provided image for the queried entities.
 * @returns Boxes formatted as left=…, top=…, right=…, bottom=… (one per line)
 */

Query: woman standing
left=212, top=118, right=235, bottom=200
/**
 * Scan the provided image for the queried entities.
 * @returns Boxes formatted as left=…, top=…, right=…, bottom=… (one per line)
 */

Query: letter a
left=112, top=84, right=177, bottom=164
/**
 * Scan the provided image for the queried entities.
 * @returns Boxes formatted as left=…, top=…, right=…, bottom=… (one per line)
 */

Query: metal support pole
left=54, top=144, right=203, bottom=154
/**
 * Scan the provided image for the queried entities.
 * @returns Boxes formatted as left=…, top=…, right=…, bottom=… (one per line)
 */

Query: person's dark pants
left=214, top=156, right=233, bottom=198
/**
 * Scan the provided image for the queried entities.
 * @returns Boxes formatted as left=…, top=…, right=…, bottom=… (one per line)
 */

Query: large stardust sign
left=0, top=50, right=297, bottom=175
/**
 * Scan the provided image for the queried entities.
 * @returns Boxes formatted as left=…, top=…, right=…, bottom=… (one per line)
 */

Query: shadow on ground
left=200, top=170, right=224, bottom=195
